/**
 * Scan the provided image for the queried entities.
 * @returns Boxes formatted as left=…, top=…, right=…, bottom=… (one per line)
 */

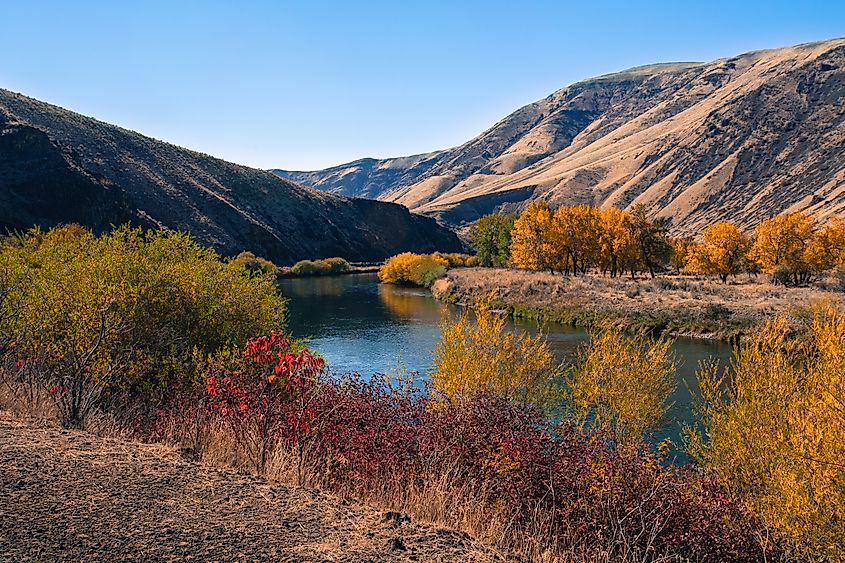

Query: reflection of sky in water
left=278, top=272, right=733, bottom=457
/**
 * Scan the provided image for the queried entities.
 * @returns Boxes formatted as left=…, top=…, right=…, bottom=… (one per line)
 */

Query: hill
left=275, top=38, right=845, bottom=234
left=0, top=89, right=462, bottom=264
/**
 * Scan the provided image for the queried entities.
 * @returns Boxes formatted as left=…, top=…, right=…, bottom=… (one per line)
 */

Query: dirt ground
left=0, top=413, right=502, bottom=562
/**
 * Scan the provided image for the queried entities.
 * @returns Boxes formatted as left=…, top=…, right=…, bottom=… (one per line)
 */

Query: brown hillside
left=277, top=39, right=845, bottom=235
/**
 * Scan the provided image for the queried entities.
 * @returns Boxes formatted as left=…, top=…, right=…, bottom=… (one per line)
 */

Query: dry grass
left=0, top=410, right=503, bottom=562
left=433, top=267, right=842, bottom=338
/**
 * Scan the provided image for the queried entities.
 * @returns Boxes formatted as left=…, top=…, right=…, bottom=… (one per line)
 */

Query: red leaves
left=140, top=333, right=765, bottom=560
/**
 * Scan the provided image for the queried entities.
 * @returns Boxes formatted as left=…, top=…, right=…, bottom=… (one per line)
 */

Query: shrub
left=432, top=252, right=478, bottom=269
left=141, top=365, right=767, bottom=561
left=0, top=225, right=286, bottom=427
left=378, top=252, right=448, bottom=287
left=566, top=328, right=676, bottom=443
left=432, top=302, right=560, bottom=408
left=202, top=332, right=324, bottom=476
left=290, top=259, right=327, bottom=276
left=229, top=251, right=278, bottom=276
left=691, top=306, right=845, bottom=559
left=321, top=257, right=352, bottom=274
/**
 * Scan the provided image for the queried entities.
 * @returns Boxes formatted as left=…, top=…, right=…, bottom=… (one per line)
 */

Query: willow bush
left=0, top=225, right=286, bottom=427
left=690, top=306, right=845, bottom=558
left=566, top=328, right=676, bottom=443
left=432, top=302, right=560, bottom=408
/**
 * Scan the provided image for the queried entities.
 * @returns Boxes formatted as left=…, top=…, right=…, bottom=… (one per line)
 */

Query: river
left=279, top=272, right=733, bottom=451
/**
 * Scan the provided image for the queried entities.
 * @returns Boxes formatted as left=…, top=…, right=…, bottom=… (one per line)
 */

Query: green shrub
left=322, top=257, right=352, bottom=274
left=229, top=251, right=278, bottom=276
left=0, top=225, right=286, bottom=427
left=289, top=257, right=351, bottom=276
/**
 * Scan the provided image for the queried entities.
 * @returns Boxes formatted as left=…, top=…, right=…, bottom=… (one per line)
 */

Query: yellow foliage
left=509, top=201, right=553, bottom=271
left=378, top=252, right=448, bottom=287
left=0, top=225, right=287, bottom=425
left=691, top=306, right=845, bottom=558
left=749, top=212, right=816, bottom=283
left=685, top=222, right=750, bottom=282
left=804, top=217, right=845, bottom=273
left=549, top=205, right=602, bottom=274
left=598, top=207, right=638, bottom=278
left=432, top=302, right=560, bottom=407
left=566, top=328, right=676, bottom=443
left=670, top=236, right=695, bottom=273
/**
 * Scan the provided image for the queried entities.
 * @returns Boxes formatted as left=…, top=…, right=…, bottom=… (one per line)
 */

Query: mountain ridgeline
left=0, top=90, right=462, bottom=264
left=274, top=39, right=845, bottom=235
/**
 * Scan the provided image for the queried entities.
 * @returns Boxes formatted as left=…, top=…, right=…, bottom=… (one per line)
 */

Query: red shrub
left=137, top=332, right=769, bottom=561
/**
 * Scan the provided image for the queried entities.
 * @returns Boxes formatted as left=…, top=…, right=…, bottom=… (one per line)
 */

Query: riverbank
left=279, top=264, right=380, bottom=278
left=0, top=412, right=500, bottom=562
left=431, top=268, right=840, bottom=340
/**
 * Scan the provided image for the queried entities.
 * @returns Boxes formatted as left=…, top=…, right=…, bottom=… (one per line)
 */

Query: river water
left=279, top=272, right=733, bottom=450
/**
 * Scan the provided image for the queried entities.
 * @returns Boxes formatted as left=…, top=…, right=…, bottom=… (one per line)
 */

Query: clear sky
left=2, top=1, right=843, bottom=170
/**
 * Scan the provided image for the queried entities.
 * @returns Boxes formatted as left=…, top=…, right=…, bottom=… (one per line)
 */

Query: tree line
left=470, top=202, right=845, bottom=285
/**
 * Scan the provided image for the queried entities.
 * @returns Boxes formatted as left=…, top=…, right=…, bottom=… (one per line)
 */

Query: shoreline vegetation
left=1, top=224, right=842, bottom=561
left=431, top=267, right=841, bottom=340
left=231, top=251, right=379, bottom=278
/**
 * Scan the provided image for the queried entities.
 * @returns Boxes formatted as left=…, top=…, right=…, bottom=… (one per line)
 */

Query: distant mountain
left=0, top=89, right=462, bottom=264
left=273, top=152, right=444, bottom=200
left=276, top=38, right=845, bottom=235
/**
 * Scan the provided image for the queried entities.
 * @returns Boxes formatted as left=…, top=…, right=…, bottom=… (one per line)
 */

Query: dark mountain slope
left=0, top=89, right=461, bottom=263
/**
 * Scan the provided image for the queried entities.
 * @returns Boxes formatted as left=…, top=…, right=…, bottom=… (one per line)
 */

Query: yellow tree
left=510, top=200, right=553, bottom=271
left=686, top=222, right=750, bottom=283
left=550, top=205, right=602, bottom=275
left=749, top=213, right=816, bottom=285
left=804, top=217, right=845, bottom=274
left=670, top=236, right=695, bottom=274
left=598, top=207, right=635, bottom=277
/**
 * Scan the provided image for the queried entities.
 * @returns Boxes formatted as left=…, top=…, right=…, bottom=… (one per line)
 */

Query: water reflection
left=278, top=272, right=733, bottom=453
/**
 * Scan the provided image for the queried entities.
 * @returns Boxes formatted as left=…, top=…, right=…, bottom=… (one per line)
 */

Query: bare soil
left=0, top=413, right=501, bottom=562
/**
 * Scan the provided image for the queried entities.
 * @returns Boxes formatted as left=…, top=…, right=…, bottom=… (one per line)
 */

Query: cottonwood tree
left=750, top=213, right=816, bottom=285
left=510, top=201, right=554, bottom=271
left=686, top=222, right=750, bottom=283
left=469, top=213, right=516, bottom=267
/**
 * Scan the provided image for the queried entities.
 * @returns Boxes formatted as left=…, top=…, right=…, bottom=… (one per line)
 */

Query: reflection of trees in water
left=378, top=284, right=443, bottom=323
left=278, top=276, right=345, bottom=298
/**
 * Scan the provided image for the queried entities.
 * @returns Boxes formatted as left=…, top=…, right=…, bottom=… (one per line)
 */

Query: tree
left=624, top=204, right=672, bottom=279
left=685, top=222, right=750, bottom=283
left=510, top=201, right=553, bottom=271
left=549, top=205, right=602, bottom=275
left=749, top=213, right=816, bottom=285
left=670, top=236, right=695, bottom=274
left=804, top=217, right=845, bottom=274
left=469, top=214, right=517, bottom=267
left=598, top=207, right=636, bottom=278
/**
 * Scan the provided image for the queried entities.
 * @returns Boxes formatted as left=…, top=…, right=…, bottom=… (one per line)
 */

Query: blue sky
left=2, top=1, right=843, bottom=170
